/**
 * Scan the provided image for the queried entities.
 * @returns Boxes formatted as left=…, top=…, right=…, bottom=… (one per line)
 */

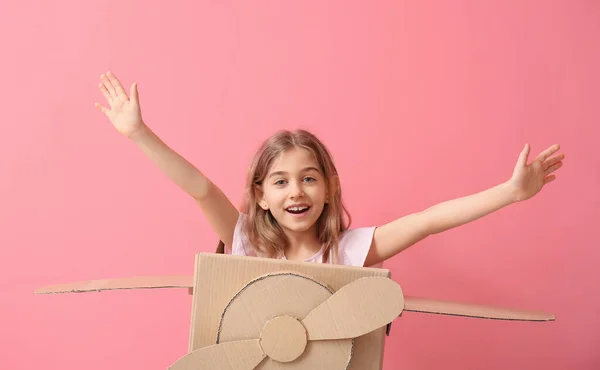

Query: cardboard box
left=35, top=252, right=555, bottom=370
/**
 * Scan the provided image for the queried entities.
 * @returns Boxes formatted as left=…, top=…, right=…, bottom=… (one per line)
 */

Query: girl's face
left=258, top=147, right=328, bottom=237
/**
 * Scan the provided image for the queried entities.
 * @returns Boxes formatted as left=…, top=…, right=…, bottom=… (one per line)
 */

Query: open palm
left=94, top=72, right=144, bottom=138
left=510, top=143, right=564, bottom=201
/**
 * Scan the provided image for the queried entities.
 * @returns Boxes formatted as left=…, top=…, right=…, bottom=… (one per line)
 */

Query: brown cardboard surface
left=189, top=253, right=392, bottom=370
left=169, top=339, right=266, bottom=370
left=404, top=296, right=555, bottom=321
left=216, top=273, right=336, bottom=344
left=215, top=272, right=355, bottom=369
left=301, top=276, right=403, bottom=340
left=34, top=275, right=193, bottom=294
left=260, top=315, right=308, bottom=362
left=34, top=252, right=555, bottom=370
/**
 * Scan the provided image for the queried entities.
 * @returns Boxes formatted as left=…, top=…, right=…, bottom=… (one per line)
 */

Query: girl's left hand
left=509, top=143, right=564, bottom=202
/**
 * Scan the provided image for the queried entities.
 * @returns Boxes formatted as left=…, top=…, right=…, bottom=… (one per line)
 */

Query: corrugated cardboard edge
left=34, top=276, right=193, bottom=294
left=187, top=253, right=202, bottom=353
left=403, top=296, right=555, bottom=321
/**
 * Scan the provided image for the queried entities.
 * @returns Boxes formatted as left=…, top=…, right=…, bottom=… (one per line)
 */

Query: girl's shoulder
left=338, top=225, right=377, bottom=267
left=228, top=213, right=257, bottom=257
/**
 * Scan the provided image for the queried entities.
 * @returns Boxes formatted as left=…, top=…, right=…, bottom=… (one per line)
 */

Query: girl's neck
left=283, top=226, right=322, bottom=261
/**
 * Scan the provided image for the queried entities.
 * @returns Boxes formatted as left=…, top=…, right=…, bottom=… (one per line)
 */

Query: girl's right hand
left=95, top=72, right=146, bottom=138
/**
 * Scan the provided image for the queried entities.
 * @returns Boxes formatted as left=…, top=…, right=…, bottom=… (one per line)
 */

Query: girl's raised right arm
left=94, top=72, right=239, bottom=247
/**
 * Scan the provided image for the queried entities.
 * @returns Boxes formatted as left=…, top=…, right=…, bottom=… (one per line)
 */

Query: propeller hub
left=260, top=315, right=307, bottom=363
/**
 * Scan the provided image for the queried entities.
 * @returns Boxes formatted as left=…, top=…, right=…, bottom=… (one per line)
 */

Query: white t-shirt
left=228, top=213, right=377, bottom=267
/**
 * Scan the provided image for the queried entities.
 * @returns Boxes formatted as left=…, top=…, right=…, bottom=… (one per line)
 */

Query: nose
left=289, top=180, right=305, bottom=198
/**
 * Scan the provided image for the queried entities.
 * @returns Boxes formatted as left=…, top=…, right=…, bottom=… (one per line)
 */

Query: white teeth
left=287, top=206, right=308, bottom=211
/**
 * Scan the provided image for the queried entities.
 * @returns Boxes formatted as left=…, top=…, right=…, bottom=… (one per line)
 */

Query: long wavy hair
left=216, top=129, right=351, bottom=264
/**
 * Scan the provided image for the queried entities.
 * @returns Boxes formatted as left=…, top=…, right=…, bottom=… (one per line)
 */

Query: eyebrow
left=268, top=167, right=321, bottom=179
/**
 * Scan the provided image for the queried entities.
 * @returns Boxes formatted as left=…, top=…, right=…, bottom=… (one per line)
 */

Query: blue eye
left=274, top=179, right=287, bottom=185
left=304, top=177, right=316, bottom=182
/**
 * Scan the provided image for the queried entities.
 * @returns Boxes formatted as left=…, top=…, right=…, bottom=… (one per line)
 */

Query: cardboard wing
left=34, top=275, right=193, bottom=294
left=35, top=253, right=554, bottom=370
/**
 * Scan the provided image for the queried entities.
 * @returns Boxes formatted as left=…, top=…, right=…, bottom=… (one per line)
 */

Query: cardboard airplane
left=35, top=252, right=554, bottom=369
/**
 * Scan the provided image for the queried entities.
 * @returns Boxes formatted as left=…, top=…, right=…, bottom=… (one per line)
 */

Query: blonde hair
left=217, top=129, right=351, bottom=263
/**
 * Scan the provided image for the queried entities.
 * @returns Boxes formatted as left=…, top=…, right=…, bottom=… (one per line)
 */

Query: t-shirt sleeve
left=338, top=226, right=377, bottom=267
left=227, top=213, right=257, bottom=257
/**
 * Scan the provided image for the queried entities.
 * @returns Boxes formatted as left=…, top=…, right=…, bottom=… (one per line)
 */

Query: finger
left=94, top=102, right=110, bottom=116
left=543, top=153, right=565, bottom=170
left=535, top=144, right=560, bottom=162
left=98, top=83, right=112, bottom=103
left=106, top=71, right=128, bottom=98
left=100, top=73, right=116, bottom=97
left=544, top=175, right=556, bottom=184
left=130, top=82, right=139, bottom=104
left=516, top=143, right=530, bottom=167
left=544, top=161, right=563, bottom=175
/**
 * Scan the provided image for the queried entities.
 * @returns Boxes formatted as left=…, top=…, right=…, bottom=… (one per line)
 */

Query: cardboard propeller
left=164, top=274, right=402, bottom=369
left=35, top=253, right=554, bottom=370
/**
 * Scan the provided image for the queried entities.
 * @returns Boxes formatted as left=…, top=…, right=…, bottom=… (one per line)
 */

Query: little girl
left=95, top=72, right=564, bottom=267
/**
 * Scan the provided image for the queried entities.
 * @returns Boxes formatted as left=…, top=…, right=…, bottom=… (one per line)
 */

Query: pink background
left=1, top=1, right=598, bottom=369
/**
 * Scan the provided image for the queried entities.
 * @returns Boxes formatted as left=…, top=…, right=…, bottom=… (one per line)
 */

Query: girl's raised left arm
left=364, top=144, right=564, bottom=266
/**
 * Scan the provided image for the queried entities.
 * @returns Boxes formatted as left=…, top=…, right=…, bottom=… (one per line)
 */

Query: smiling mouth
left=286, top=205, right=311, bottom=214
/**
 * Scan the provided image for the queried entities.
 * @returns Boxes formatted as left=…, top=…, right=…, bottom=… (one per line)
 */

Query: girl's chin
left=279, top=216, right=318, bottom=232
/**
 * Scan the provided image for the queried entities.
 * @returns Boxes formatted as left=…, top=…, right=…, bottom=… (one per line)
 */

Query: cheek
left=264, top=190, right=285, bottom=207
left=308, top=186, right=327, bottom=204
